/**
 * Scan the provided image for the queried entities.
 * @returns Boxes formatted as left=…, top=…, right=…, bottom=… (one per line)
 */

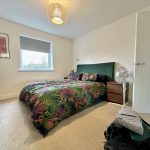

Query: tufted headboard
left=76, top=62, right=115, bottom=81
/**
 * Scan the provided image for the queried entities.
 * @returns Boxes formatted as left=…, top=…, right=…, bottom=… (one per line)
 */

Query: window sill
left=18, top=68, right=55, bottom=72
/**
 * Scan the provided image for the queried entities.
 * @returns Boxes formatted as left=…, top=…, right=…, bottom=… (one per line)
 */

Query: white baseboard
left=0, top=93, right=19, bottom=101
left=128, top=97, right=132, bottom=102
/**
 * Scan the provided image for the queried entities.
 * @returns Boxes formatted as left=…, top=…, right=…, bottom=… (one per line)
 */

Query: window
left=19, top=36, right=53, bottom=71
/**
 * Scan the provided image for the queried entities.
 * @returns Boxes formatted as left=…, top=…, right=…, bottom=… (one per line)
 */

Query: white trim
left=0, top=93, right=19, bottom=101
left=20, top=34, right=53, bottom=44
left=18, top=68, right=55, bottom=72
left=133, top=12, right=138, bottom=110
left=50, top=43, right=54, bottom=70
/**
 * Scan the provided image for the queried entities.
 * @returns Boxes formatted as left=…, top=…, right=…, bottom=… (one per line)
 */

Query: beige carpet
left=1, top=99, right=145, bottom=150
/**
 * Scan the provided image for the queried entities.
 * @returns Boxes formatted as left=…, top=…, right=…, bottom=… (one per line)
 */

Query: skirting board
left=0, top=93, right=19, bottom=101
left=128, top=97, right=132, bottom=102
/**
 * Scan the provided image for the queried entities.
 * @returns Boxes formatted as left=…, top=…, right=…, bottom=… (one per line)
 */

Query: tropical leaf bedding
left=20, top=80, right=106, bottom=136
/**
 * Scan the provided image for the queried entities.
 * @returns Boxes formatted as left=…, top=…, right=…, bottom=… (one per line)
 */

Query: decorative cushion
left=114, top=108, right=143, bottom=135
left=95, top=74, right=101, bottom=82
left=100, top=75, right=108, bottom=83
left=95, top=74, right=108, bottom=83
left=82, top=73, right=89, bottom=81
left=68, top=70, right=78, bottom=80
left=87, top=74, right=97, bottom=81
left=78, top=73, right=83, bottom=81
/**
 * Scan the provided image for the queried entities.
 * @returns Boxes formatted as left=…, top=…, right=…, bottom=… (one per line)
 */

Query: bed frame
left=76, top=62, right=115, bottom=81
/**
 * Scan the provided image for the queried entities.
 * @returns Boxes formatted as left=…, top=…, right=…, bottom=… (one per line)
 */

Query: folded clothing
left=118, top=107, right=139, bottom=117
left=114, top=108, right=143, bottom=135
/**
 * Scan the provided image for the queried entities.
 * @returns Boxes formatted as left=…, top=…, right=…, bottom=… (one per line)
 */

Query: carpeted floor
left=0, top=99, right=149, bottom=150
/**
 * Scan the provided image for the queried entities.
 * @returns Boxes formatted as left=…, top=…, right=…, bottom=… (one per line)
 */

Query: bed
left=20, top=62, right=115, bottom=136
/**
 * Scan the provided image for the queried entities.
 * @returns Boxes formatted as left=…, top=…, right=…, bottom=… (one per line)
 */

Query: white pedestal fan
left=115, top=66, right=134, bottom=108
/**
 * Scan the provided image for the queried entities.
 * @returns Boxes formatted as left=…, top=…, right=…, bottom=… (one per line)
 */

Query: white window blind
left=20, top=36, right=51, bottom=53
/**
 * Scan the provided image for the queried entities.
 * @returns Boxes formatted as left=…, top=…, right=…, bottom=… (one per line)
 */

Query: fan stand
left=122, top=81, right=126, bottom=109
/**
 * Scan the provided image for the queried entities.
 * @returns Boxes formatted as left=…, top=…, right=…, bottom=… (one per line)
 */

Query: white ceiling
left=0, top=0, right=150, bottom=39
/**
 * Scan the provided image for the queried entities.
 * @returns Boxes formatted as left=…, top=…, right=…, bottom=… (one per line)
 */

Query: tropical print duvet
left=20, top=80, right=106, bottom=136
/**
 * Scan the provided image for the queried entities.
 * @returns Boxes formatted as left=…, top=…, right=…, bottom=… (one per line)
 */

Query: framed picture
left=0, top=32, right=9, bottom=58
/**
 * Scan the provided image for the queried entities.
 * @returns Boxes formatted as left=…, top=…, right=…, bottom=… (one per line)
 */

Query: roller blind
left=20, top=36, right=51, bottom=53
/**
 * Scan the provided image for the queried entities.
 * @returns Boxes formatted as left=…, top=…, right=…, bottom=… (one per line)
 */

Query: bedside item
left=115, top=66, right=133, bottom=106
left=107, top=81, right=129, bottom=104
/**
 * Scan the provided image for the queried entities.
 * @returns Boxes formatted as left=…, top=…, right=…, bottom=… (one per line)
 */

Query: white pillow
left=114, top=108, right=143, bottom=135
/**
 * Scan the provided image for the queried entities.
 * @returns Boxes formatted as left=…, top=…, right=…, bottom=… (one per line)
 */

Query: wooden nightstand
left=107, top=81, right=129, bottom=104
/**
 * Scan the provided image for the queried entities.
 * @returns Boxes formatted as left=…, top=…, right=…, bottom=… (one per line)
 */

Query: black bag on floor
left=104, top=122, right=150, bottom=150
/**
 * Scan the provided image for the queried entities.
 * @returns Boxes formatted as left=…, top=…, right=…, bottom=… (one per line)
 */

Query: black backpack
left=104, top=122, right=150, bottom=150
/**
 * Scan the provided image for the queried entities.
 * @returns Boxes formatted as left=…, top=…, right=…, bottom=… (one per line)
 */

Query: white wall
left=0, top=18, right=73, bottom=100
left=73, top=14, right=137, bottom=100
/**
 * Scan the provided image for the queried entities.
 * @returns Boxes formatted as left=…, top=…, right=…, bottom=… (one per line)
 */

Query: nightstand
left=107, top=81, right=129, bottom=104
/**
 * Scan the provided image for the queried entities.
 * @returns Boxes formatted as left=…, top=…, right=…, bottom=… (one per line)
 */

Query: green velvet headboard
left=77, top=62, right=115, bottom=81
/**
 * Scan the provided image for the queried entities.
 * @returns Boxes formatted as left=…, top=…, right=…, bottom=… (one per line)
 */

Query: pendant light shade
left=48, top=2, right=67, bottom=25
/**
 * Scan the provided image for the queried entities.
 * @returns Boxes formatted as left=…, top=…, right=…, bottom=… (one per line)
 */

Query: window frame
left=18, top=35, right=54, bottom=72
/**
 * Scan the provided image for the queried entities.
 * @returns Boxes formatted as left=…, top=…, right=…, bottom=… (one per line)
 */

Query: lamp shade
left=48, top=2, right=67, bottom=25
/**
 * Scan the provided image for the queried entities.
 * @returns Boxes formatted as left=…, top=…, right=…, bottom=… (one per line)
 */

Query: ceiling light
left=48, top=1, right=68, bottom=25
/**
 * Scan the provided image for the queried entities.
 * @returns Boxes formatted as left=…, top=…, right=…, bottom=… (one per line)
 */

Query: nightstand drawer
left=107, top=93, right=123, bottom=104
left=107, top=84, right=123, bottom=94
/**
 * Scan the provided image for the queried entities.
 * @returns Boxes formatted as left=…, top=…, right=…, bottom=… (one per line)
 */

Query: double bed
left=20, top=62, right=115, bottom=136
